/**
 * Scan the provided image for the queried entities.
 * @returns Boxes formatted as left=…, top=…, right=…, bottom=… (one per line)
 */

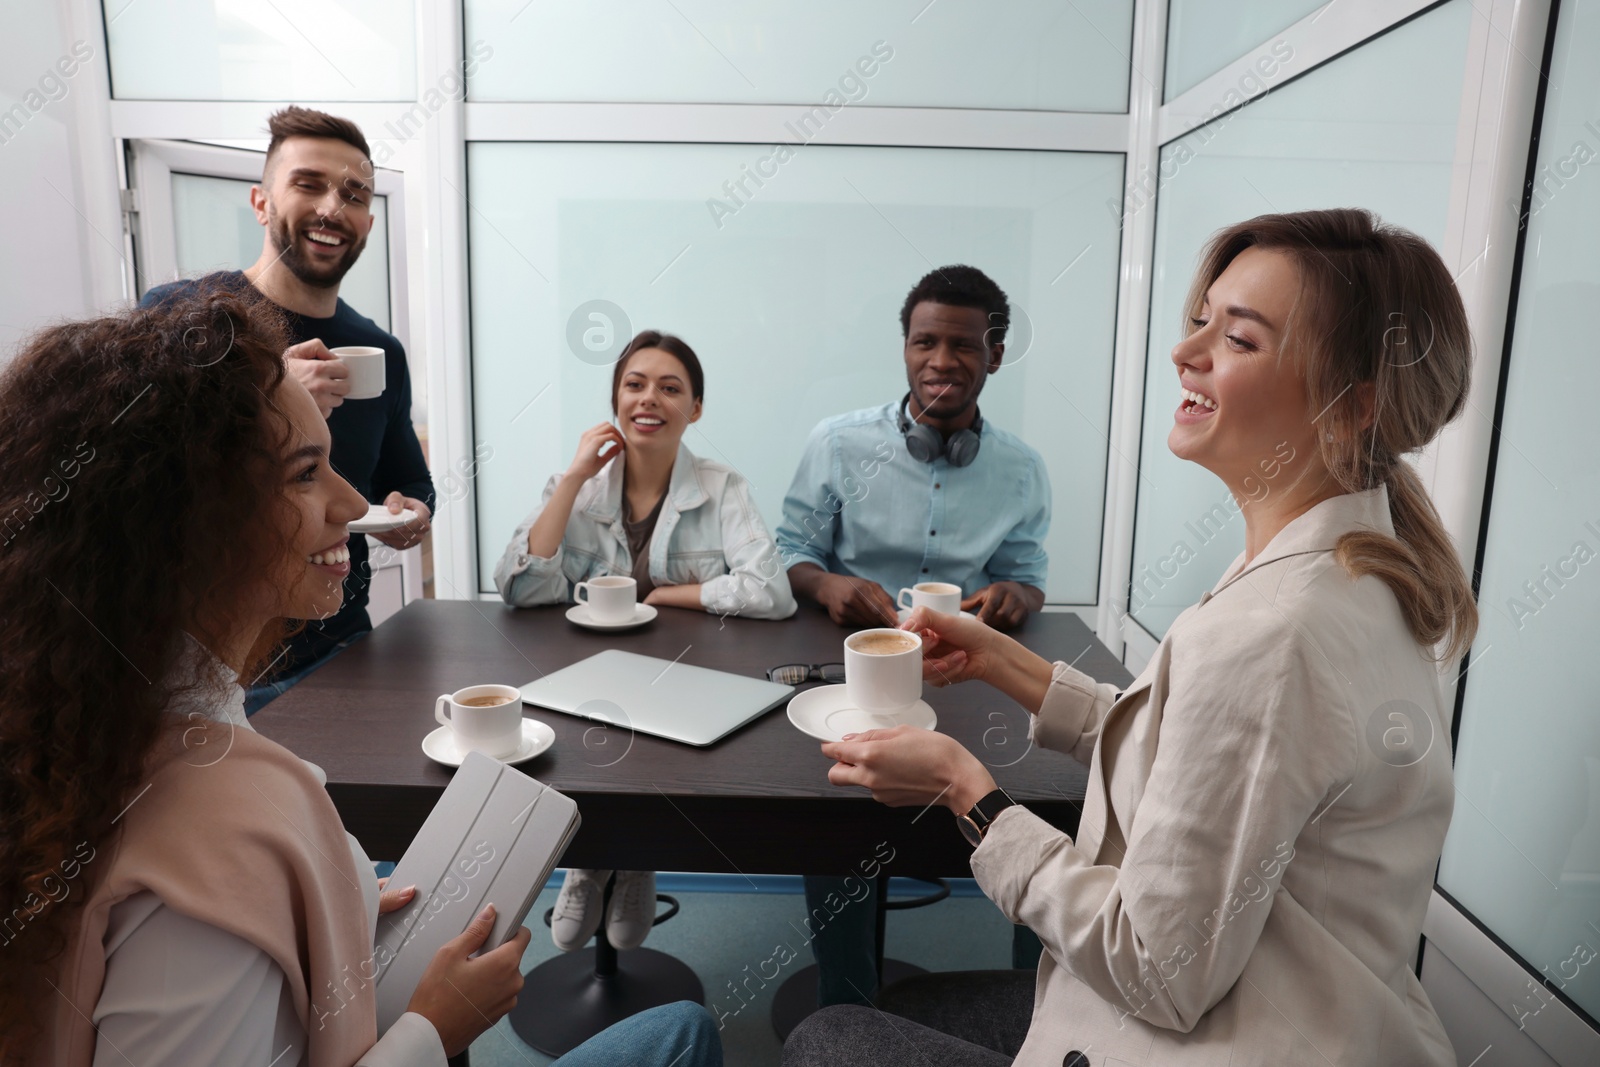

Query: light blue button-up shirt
left=776, top=401, right=1051, bottom=598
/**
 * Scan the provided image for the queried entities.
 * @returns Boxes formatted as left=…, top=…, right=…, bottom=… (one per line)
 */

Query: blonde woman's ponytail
left=1334, top=460, right=1478, bottom=662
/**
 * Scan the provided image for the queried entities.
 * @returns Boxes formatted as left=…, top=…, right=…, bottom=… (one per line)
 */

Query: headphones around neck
left=896, top=392, right=983, bottom=467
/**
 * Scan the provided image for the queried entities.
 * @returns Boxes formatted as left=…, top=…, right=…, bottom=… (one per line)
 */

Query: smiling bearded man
left=139, top=106, right=435, bottom=716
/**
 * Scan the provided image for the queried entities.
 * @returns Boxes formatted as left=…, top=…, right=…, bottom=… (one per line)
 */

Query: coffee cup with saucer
left=566, top=575, right=657, bottom=630
left=788, top=627, right=938, bottom=741
left=423, top=683, right=555, bottom=766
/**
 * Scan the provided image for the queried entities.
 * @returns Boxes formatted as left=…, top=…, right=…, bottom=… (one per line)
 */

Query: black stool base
left=771, top=959, right=927, bottom=1041
left=508, top=947, right=705, bottom=1056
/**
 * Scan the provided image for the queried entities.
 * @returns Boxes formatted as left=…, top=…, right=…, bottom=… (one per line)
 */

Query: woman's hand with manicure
left=405, top=903, right=533, bottom=1056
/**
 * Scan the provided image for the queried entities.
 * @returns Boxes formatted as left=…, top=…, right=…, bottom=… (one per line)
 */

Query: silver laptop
left=519, top=649, right=795, bottom=746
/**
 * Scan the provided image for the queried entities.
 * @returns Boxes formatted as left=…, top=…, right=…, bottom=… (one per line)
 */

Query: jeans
left=551, top=1002, right=722, bottom=1067
left=242, top=631, right=368, bottom=717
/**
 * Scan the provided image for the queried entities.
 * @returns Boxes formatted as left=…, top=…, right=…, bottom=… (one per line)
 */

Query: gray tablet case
left=519, top=648, right=796, bottom=746
left=373, top=750, right=580, bottom=1031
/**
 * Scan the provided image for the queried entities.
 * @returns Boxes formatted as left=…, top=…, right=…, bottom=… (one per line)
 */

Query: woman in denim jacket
left=493, top=330, right=795, bottom=954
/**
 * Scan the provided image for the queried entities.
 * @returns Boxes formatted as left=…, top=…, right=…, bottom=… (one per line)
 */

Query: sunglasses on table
left=766, top=662, right=845, bottom=686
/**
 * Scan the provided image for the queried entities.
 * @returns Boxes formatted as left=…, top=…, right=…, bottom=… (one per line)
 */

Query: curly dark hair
left=898, top=264, right=1011, bottom=343
left=0, top=283, right=301, bottom=1057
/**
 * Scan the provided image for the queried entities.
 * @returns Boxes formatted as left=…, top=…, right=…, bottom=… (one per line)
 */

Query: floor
left=462, top=873, right=1020, bottom=1067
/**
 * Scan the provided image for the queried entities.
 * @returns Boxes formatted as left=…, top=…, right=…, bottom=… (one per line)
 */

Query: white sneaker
left=605, top=870, right=656, bottom=950
left=551, top=868, right=612, bottom=951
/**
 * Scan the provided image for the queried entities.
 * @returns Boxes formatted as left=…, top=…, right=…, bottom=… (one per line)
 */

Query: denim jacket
left=493, top=442, right=795, bottom=620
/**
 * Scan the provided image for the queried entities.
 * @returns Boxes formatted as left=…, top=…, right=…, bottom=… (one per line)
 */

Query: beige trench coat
left=971, top=485, right=1457, bottom=1066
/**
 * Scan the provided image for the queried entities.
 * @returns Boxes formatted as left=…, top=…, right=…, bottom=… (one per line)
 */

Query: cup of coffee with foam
left=435, top=683, right=522, bottom=758
left=844, top=628, right=923, bottom=715
left=573, top=575, right=637, bottom=624
left=896, top=581, right=961, bottom=615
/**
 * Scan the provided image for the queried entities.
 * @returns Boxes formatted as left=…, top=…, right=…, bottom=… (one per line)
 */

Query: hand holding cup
left=284, top=339, right=350, bottom=417
left=902, top=607, right=999, bottom=688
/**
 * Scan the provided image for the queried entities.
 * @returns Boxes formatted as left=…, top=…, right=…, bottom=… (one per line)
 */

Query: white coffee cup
left=434, top=683, right=523, bottom=759
left=574, top=575, right=637, bottom=623
left=844, top=628, right=924, bottom=714
left=330, top=346, right=386, bottom=400
left=897, top=581, right=961, bottom=615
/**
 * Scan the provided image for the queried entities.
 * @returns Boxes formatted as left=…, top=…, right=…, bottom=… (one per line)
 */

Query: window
left=1163, top=0, right=1327, bottom=99
left=463, top=0, right=1135, bottom=111
left=1437, top=0, right=1600, bottom=1025
left=104, top=0, right=416, bottom=100
left=466, top=142, right=1124, bottom=600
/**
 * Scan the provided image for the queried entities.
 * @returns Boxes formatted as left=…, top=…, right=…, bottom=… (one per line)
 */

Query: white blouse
left=90, top=674, right=445, bottom=1066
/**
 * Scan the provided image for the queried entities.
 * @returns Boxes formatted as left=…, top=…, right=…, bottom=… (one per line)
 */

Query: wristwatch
left=956, top=787, right=1018, bottom=847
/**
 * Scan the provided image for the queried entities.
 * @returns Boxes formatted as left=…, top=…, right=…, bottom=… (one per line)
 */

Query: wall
left=0, top=1, right=124, bottom=361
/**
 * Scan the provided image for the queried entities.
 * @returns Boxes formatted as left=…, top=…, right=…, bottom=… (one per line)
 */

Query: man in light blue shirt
left=777, top=265, right=1050, bottom=630
left=776, top=265, right=1052, bottom=1013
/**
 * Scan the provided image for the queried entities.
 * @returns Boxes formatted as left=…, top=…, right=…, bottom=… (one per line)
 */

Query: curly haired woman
left=0, top=287, right=719, bottom=1067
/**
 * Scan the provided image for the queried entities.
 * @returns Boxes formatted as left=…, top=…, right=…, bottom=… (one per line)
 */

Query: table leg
left=506, top=874, right=705, bottom=1056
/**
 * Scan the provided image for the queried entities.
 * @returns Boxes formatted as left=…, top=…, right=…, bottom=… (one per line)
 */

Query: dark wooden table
left=252, top=601, right=1133, bottom=879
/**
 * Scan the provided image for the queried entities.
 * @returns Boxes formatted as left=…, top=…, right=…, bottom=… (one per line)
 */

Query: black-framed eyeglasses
left=766, top=662, right=845, bottom=686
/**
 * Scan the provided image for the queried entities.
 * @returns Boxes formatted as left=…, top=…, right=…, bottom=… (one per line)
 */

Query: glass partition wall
left=1437, top=0, right=1600, bottom=1030
left=1129, top=1, right=1473, bottom=636
left=465, top=142, right=1124, bottom=600
left=87, top=0, right=1599, bottom=1060
left=458, top=0, right=1138, bottom=602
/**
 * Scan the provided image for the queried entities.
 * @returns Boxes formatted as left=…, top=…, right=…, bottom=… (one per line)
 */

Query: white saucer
left=422, top=719, right=555, bottom=767
left=350, top=503, right=418, bottom=534
left=897, top=607, right=976, bottom=624
left=565, top=603, right=658, bottom=631
left=786, top=684, right=937, bottom=742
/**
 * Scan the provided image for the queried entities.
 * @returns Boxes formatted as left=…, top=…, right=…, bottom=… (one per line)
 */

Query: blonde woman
left=790, top=209, right=1477, bottom=1066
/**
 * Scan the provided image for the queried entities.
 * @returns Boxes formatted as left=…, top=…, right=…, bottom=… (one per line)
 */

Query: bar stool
left=770, top=874, right=950, bottom=1039
left=507, top=872, right=704, bottom=1055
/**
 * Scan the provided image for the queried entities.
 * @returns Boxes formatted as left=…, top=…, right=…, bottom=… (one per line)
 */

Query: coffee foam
left=850, top=632, right=919, bottom=655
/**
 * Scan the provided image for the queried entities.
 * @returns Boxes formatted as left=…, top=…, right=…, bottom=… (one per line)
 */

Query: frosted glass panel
left=467, top=143, right=1125, bottom=600
left=1129, top=0, right=1470, bottom=636
left=1437, top=0, right=1600, bottom=1025
left=465, top=0, right=1133, bottom=112
left=168, top=173, right=391, bottom=332
left=1164, top=0, right=1326, bottom=99
left=104, top=0, right=415, bottom=100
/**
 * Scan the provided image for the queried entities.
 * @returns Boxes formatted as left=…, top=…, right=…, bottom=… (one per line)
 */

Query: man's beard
left=266, top=207, right=367, bottom=290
